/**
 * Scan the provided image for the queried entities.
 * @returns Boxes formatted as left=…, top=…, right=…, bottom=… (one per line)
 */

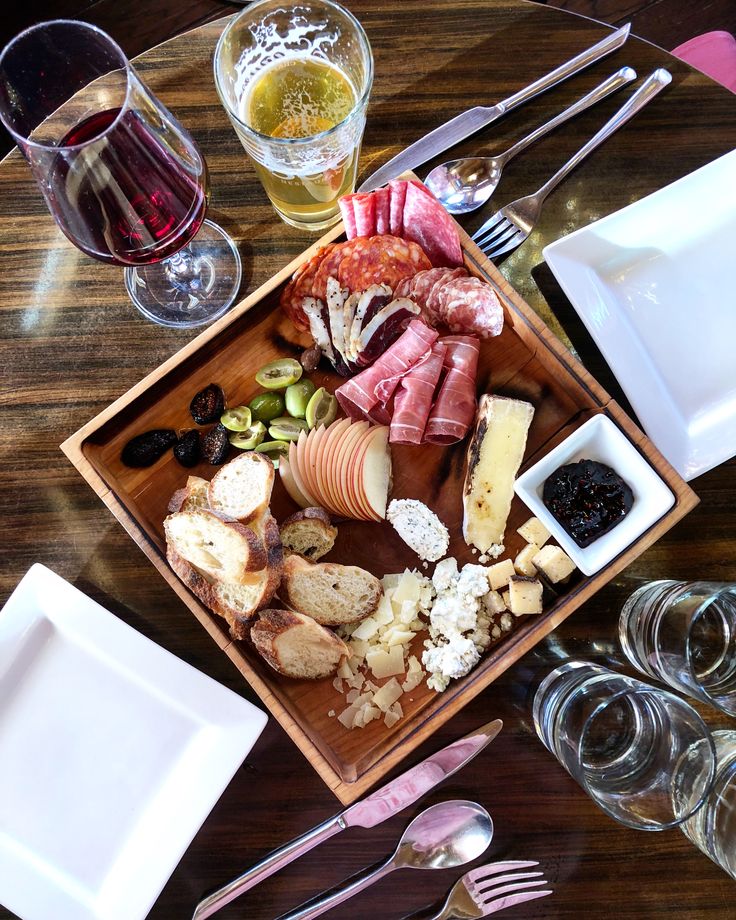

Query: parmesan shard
left=462, top=395, right=535, bottom=555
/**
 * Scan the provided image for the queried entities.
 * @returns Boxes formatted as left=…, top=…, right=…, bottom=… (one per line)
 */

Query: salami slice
left=424, top=335, right=480, bottom=444
left=337, top=235, right=432, bottom=294
left=390, top=341, right=447, bottom=444
left=426, top=267, right=466, bottom=317
left=441, top=276, right=504, bottom=338
left=393, top=276, right=413, bottom=299
left=374, top=187, right=391, bottom=235
left=335, top=319, right=438, bottom=420
left=279, top=245, right=335, bottom=330
left=402, top=181, right=463, bottom=267
left=353, top=194, right=376, bottom=237
left=339, top=195, right=358, bottom=239
left=388, top=179, right=408, bottom=236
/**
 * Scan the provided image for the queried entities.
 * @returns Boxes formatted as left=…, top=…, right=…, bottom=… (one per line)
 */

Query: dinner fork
left=472, top=68, right=672, bottom=261
left=405, top=860, right=552, bottom=919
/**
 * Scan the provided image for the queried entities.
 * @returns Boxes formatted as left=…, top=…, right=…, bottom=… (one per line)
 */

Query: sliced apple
left=318, top=418, right=351, bottom=515
left=304, top=424, right=326, bottom=506
left=335, top=421, right=369, bottom=519
left=279, top=455, right=310, bottom=507
left=292, top=434, right=319, bottom=508
left=359, top=426, right=392, bottom=520
left=350, top=426, right=382, bottom=521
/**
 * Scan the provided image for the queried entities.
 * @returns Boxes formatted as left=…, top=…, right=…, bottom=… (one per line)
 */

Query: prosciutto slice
left=390, top=341, right=447, bottom=444
left=424, top=335, right=480, bottom=444
left=335, top=320, right=438, bottom=420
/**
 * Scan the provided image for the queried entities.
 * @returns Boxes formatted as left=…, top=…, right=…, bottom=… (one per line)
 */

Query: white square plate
left=514, top=415, right=674, bottom=575
left=543, top=150, right=736, bottom=481
left=0, top=564, right=267, bottom=920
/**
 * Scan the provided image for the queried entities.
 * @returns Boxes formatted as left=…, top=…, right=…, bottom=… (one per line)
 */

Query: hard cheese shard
left=462, top=395, right=535, bottom=556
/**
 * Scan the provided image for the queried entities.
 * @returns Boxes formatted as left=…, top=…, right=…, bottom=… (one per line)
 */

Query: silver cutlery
left=191, top=719, right=502, bottom=919
left=425, top=66, right=637, bottom=214
left=276, top=800, right=493, bottom=920
left=405, top=860, right=552, bottom=920
left=359, top=24, right=631, bottom=192
left=472, top=68, right=672, bottom=261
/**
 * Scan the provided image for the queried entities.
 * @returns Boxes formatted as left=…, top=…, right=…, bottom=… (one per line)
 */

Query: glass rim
left=684, top=586, right=736, bottom=706
left=213, top=0, right=374, bottom=148
left=0, top=18, right=134, bottom=151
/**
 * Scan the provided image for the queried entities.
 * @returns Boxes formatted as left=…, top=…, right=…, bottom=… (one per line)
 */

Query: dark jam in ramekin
left=542, top=459, right=634, bottom=547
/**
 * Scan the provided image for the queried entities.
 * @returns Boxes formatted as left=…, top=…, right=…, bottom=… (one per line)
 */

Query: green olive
left=285, top=379, right=316, bottom=418
left=305, top=387, right=338, bottom=429
left=254, top=358, right=302, bottom=390
left=268, top=416, right=309, bottom=442
left=249, top=391, right=286, bottom=423
left=220, top=406, right=252, bottom=432
left=254, top=440, right=290, bottom=468
left=228, top=421, right=266, bottom=450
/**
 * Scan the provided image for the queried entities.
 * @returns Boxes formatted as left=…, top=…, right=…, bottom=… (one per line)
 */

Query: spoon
left=425, top=65, right=636, bottom=214
left=276, top=800, right=493, bottom=920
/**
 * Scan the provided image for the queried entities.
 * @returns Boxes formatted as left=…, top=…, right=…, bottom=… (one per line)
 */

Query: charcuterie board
left=61, top=212, right=697, bottom=805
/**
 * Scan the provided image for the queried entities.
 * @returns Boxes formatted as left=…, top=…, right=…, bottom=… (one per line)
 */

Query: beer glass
left=214, top=0, right=373, bottom=230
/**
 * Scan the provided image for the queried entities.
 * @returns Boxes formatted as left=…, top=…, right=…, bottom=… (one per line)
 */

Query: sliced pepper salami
left=337, top=234, right=432, bottom=294
left=279, top=244, right=335, bottom=330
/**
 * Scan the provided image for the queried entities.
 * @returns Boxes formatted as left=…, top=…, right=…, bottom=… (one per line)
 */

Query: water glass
left=533, top=660, right=716, bottom=830
left=214, top=0, right=373, bottom=230
left=619, top=580, right=736, bottom=716
left=681, top=730, right=736, bottom=879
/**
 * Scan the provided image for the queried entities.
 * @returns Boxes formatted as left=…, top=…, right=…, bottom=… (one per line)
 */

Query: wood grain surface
left=1, top=2, right=735, bottom=918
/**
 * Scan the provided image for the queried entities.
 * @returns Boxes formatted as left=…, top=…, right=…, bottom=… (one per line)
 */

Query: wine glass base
left=124, top=219, right=243, bottom=328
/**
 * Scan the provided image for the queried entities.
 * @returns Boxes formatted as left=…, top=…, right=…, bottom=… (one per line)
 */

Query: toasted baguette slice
left=280, top=507, right=337, bottom=561
left=167, top=476, right=211, bottom=514
left=280, top=555, right=382, bottom=626
left=164, top=509, right=267, bottom=584
left=251, top=608, right=348, bottom=679
left=208, top=452, right=274, bottom=522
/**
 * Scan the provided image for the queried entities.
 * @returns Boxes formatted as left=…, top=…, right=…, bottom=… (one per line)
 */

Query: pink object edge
left=671, top=30, right=736, bottom=93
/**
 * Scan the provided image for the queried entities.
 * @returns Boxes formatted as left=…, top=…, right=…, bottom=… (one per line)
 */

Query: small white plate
left=514, top=415, right=674, bottom=575
left=543, top=150, right=736, bottom=481
left=0, top=564, right=267, bottom=920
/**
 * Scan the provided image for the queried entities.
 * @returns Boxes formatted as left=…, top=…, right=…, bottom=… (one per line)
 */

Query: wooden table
left=1, top=2, right=735, bottom=917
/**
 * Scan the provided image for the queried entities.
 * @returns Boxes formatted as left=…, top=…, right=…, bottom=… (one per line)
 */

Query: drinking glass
left=532, top=660, right=716, bottom=830
left=214, top=0, right=373, bottom=230
left=619, top=580, right=736, bottom=716
left=681, top=730, right=736, bottom=879
left=0, top=20, right=242, bottom=328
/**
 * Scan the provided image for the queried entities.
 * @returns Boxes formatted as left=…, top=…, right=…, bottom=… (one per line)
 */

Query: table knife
left=358, top=23, right=631, bottom=193
left=191, top=718, right=503, bottom=919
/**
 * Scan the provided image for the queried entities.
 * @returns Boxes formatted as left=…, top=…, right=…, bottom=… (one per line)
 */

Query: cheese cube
left=508, top=576, right=543, bottom=615
left=501, top=589, right=511, bottom=609
left=532, top=544, right=576, bottom=583
left=517, top=516, right=550, bottom=548
left=366, top=645, right=405, bottom=679
left=514, top=542, right=540, bottom=576
left=487, top=558, right=515, bottom=590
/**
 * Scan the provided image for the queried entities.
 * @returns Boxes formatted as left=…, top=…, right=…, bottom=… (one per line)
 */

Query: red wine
left=49, top=108, right=209, bottom=266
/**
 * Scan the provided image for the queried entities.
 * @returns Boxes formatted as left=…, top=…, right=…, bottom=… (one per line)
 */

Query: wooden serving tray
left=62, top=219, right=698, bottom=805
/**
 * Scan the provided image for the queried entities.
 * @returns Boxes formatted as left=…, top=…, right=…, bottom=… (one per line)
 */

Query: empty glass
left=533, top=660, right=716, bottom=830
left=619, top=580, right=736, bottom=716
left=681, top=730, right=736, bottom=879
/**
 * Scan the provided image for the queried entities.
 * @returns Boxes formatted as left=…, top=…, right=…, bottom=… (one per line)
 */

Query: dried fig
left=190, top=383, right=225, bottom=425
left=121, top=429, right=177, bottom=467
left=173, top=430, right=201, bottom=467
left=201, top=423, right=230, bottom=464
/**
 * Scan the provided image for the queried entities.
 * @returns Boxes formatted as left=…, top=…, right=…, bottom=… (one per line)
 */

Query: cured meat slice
left=335, top=320, right=438, bottom=420
left=337, top=235, right=432, bottom=294
left=388, top=179, right=408, bottom=236
left=402, top=181, right=463, bottom=267
left=339, top=196, right=358, bottom=239
left=442, top=276, right=504, bottom=338
left=393, top=276, right=413, bottom=299
left=353, top=194, right=376, bottom=237
left=347, top=285, right=393, bottom=361
left=390, top=341, right=447, bottom=444
left=356, top=298, right=421, bottom=367
left=374, top=187, right=391, bottom=235
left=424, top=335, right=480, bottom=444
left=279, top=244, right=335, bottom=331
left=409, top=267, right=448, bottom=310
left=426, top=267, right=466, bottom=317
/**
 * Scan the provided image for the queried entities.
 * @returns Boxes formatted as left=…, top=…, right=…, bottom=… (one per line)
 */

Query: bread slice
left=280, top=555, right=382, bottom=626
left=280, top=507, right=337, bottom=561
left=251, top=608, right=348, bottom=679
left=167, top=476, right=211, bottom=514
left=164, top=509, right=267, bottom=584
left=208, top=452, right=275, bottom=522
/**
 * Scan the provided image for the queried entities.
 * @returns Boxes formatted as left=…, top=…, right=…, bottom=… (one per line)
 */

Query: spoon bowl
left=425, top=158, right=504, bottom=214
left=394, top=800, right=493, bottom=870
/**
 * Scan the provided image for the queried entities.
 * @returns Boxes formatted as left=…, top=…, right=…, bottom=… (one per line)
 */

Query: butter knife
left=191, top=718, right=503, bottom=919
left=359, top=23, right=631, bottom=192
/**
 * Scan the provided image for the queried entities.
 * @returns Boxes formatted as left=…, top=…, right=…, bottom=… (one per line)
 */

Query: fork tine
left=471, top=211, right=507, bottom=244
left=474, top=871, right=543, bottom=891
left=481, top=889, right=553, bottom=916
left=467, top=861, right=539, bottom=883
left=479, top=879, right=549, bottom=900
left=485, top=229, right=527, bottom=259
left=479, top=222, right=519, bottom=257
left=475, top=219, right=515, bottom=251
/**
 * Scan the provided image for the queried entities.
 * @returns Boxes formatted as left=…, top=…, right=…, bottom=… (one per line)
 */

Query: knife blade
left=192, top=718, right=502, bottom=919
left=358, top=23, right=630, bottom=193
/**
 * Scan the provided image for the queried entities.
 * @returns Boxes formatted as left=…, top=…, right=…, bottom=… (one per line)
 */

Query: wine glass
left=0, top=19, right=242, bottom=328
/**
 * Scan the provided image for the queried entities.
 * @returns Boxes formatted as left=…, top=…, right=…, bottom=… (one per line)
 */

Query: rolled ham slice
left=390, top=341, right=447, bottom=444
left=335, top=319, right=439, bottom=420
left=424, top=335, right=480, bottom=444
